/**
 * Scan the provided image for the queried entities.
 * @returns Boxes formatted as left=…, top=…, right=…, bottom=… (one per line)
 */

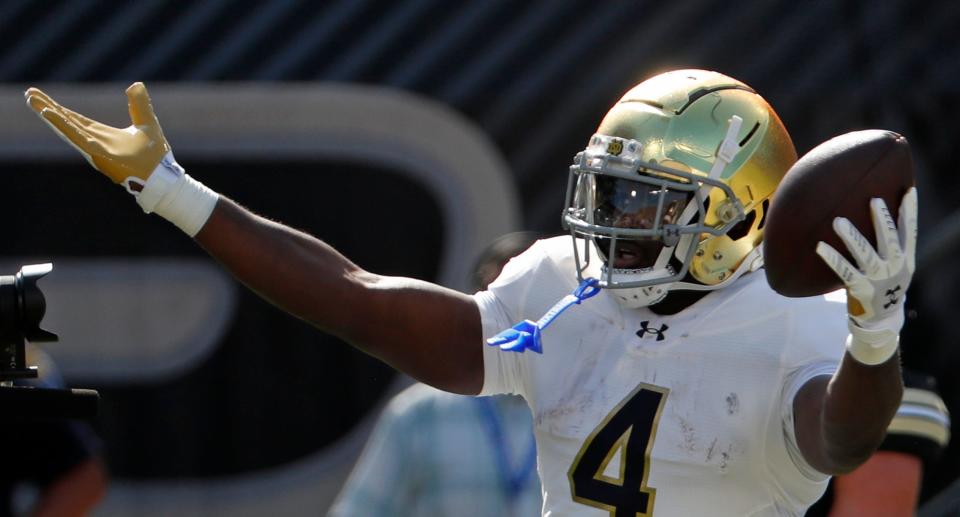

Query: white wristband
left=845, top=325, right=899, bottom=366
left=133, top=152, right=219, bottom=237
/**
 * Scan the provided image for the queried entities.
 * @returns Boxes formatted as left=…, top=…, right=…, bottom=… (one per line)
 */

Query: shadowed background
left=0, top=1, right=957, bottom=515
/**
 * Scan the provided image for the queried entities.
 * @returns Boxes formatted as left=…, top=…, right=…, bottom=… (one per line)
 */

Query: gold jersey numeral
left=567, top=383, right=669, bottom=516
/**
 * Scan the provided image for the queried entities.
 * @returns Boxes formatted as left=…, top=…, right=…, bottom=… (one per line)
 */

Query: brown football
left=763, top=130, right=914, bottom=297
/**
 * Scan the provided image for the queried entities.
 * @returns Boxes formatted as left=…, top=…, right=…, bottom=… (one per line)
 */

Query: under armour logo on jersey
left=883, top=285, right=902, bottom=309
left=637, top=321, right=669, bottom=341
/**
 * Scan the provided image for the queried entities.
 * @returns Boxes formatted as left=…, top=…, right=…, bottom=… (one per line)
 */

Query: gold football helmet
left=562, top=69, right=797, bottom=307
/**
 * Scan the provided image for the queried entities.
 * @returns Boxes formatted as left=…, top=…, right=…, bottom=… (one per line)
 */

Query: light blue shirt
left=329, top=384, right=541, bottom=516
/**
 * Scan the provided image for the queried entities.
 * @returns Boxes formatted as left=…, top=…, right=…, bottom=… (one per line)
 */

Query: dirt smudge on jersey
left=678, top=416, right=698, bottom=454
left=726, top=393, right=740, bottom=415
left=535, top=353, right=605, bottom=436
left=535, top=397, right=594, bottom=434
left=705, top=438, right=718, bottom=462
left=719, top=444, right=736, bottom=473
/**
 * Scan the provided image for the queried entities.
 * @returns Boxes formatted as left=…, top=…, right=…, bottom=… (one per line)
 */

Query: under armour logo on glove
left=883, top=285, right=902, bottom=309
left=636, top=321, right=669, bottom=341
left=815, top=193, right=915, bottom=330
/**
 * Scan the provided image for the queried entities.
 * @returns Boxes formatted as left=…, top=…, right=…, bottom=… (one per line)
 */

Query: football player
left=25, top=69, right=914, bottom=516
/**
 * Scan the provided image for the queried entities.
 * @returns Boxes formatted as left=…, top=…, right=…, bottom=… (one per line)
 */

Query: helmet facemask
left=563, top=130, right=746, bottom=308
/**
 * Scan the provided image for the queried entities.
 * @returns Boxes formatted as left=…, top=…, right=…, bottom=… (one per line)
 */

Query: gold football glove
left=25, top=83, right=219, bottom=236
left=25, top=82, right=169, bottom=192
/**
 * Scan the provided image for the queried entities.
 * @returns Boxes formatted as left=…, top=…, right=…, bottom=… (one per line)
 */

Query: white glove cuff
left=136, top=152, right=219, bottom=237
left=845, top=325, right=899, bottom=366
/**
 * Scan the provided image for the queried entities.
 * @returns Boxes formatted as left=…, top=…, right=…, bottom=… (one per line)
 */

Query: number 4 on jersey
left=568, top=383, right=669, bottom=516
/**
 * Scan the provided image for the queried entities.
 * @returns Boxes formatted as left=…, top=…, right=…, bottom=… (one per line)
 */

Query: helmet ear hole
left=726, top=209, right=757, bottom=241
left=756, top=199, right=770, bottom=230
left=739, top=121, right=761, bottom=146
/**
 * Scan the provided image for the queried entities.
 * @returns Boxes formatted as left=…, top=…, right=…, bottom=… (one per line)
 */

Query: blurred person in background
left=330, top=232, right=544, bottom=517
left=0, top=345, right=108, bottom=517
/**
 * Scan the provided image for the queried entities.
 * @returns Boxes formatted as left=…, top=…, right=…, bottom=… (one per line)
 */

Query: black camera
left=0, top=264, right=99, bottom=420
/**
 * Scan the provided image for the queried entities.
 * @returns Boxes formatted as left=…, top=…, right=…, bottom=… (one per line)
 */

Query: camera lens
left=0, top=263, right=58, bottom=346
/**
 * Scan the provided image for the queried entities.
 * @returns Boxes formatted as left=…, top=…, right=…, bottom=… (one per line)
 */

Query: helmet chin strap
left=607, top=278, right=673, bottom=308
left=671, top=245, right=764, bottom=292
left=670, top=114, right=745, bottom=265
left=708, top=115, right=743, bottom=180
left=670, top=114, right=745, bottom=237
left=606, top=243, right=764, bottom=309
left=604, top=245, right=677, bottom=308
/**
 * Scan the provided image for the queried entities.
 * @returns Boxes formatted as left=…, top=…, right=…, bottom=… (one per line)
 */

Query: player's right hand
left=24, top=82, right=170, bottom=194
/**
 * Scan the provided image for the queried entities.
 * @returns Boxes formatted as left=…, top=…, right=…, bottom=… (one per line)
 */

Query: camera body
left=0, top=263, right=99, bottom=419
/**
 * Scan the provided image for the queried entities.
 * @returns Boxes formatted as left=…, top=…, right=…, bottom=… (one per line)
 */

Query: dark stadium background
left=1, top=1, right=958, bottom=514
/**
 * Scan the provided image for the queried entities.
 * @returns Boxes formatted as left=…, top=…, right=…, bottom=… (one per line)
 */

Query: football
left=763, top=130, right=915, bottom=297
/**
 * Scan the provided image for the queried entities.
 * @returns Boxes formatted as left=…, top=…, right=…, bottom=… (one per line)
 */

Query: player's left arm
left=793, top=188, right=917, bottom=475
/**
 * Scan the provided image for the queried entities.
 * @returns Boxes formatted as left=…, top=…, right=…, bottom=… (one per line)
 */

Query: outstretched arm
left=25, top=83, right=485, bottom=395
left=196, top=198, right=484, bottom=394
left=794, top=189, right=917, bottom=474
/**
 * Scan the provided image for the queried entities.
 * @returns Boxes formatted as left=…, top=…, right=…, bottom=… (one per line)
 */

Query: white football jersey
left=475, top=237, right=848, bottom=517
